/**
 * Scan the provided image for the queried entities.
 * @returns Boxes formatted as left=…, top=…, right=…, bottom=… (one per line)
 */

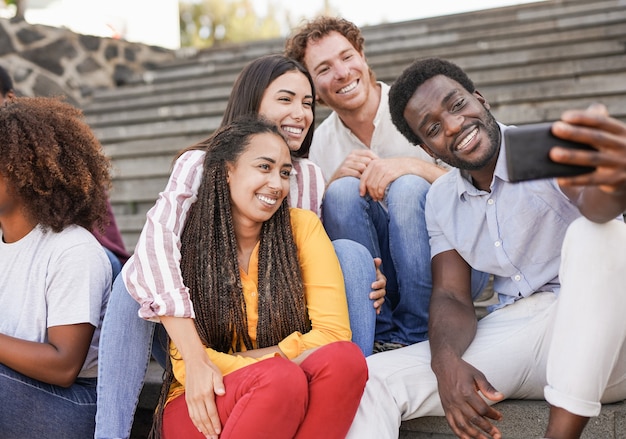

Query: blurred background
left=0, top=0, right=545, bottom=50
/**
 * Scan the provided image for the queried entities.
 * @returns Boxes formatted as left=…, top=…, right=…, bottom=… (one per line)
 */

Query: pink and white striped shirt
left=123, top=149, right=325, bottom=320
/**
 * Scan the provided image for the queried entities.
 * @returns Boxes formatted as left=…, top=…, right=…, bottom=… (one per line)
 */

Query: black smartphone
left=504, top=122, right=596, bottom=182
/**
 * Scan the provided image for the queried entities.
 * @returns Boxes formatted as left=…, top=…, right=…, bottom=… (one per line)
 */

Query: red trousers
left=162, top=341, right=367, bottom=439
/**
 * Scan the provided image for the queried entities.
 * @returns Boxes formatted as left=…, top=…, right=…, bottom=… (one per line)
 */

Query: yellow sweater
left=168, top=208, right=351, bottom=401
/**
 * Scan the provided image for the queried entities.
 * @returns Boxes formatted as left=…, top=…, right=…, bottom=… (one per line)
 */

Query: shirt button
left=494, top=240, right=501, bottom=247
left=487, top=198, right=494, bottom=205
left=514, top=275, right=521, bottom=281
left=251, top=292, right=257, bottom=297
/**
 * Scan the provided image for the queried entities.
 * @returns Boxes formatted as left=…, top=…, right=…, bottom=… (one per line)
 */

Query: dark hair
left=150, top=116, right=309, bottom=438
left=219, top=54, right=315, bottom=158
left=285, top=16, right=375, bottom=105
left=0, top=65, right=13, bottom=97
left=0, top=96, right=111, bottom=232
left=389, top=58, right=476, bottom=146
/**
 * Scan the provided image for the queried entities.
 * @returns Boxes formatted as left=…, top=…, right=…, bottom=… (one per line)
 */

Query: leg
left=384, top=175, right=432, bottom=345
left=0, top=364, right=97, bottom=439
left=322, top=177, right=399, bottom=341
left=347, top=292, right=557, bottom=439
left=544, top=218, right=626, bottom=438
left=295, top=341, right=368, bottom=439
left=163, top=357, right=308, bottom=439
left=333, top=239, right=377, bottom=356
left=95, top=274, right=157, bottom=439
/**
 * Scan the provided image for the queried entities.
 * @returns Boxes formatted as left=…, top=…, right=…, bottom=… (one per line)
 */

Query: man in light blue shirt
left=427, top=122, right=580, bottom=311
left=346, top=57, right=626, bottom=439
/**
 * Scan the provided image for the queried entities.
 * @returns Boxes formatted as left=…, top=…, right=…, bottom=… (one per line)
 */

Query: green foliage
left=179, top=0, right=283, bottom=48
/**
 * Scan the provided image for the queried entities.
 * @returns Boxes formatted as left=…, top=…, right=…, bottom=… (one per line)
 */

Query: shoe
left=372, top=341, right=406, bottom=354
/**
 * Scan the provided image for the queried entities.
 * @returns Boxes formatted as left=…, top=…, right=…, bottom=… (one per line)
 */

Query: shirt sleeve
left=122, top=150, right=205, bottom=321
left=277, top=209, right=352, bottom=358
left=425, top=185, right=455, bottom=259
left=47, top=236, right=111, bottom=329
left=290, top=158, right=326, bottom=218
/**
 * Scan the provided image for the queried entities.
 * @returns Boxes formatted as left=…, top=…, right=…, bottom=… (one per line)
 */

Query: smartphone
left=504, top=122, right=596, bottom=182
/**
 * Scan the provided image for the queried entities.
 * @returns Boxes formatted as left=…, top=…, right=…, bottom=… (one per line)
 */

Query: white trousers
left=346, top=217, right=626, bottom=439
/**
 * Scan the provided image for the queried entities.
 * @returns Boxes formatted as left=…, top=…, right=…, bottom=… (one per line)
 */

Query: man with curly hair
left=0, top=96, right=113, bottom=438
left=285, top=17, right=463, bottom=353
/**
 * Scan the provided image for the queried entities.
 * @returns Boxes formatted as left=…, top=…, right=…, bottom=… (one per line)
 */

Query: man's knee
left=564, top=216, right=626, bottom=261
left=387, top=175, right=430, bottom=203
left=324, top=177, right=361, bottom=206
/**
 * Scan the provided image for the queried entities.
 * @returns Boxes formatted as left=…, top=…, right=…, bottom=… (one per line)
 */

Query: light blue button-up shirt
left=425, top=124, right=582, bottom=311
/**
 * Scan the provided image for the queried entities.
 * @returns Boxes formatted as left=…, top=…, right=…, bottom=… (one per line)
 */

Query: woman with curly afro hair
left=0, top=96, right=113, bottom=438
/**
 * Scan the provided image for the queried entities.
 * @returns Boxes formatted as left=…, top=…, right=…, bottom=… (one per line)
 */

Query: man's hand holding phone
left=549, top=103, right=626, bottom=194
left=505, top=103, right=626, bottom=195
left=504, top=122, right=595, bottom=183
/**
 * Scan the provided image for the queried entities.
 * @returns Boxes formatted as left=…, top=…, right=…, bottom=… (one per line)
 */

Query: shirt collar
left=456, top=122, right=511, bottom=199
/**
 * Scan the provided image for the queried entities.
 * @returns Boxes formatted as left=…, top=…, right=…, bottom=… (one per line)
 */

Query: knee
left=261, top=358, right=309, bottom=405
left=386, top=175, right=430, bottom=214
left=567, top=216, right=624, bottom=240
left=388, top=175, right=430, bottom=198
left=564, top=217, right=626, bottom=263
left=333, top=239, right=374, bottom=270
left=388, top=175, right=429, bottom=203
left=314, top=342, right=368, bottom=387
left=323, top=177, right=361, bottom=207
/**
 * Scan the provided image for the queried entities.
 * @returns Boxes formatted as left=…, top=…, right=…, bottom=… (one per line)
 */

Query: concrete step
left=400, top=399, right=626, bottom=439
left=135, top=360, right=626, bottom=439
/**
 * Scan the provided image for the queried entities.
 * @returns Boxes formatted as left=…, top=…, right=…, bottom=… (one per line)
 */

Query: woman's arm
left=0, top=323, right=94, bottom=387
left=290, top=157, right=326, bottom=218
left=0, top=234, right=110, bottom=387
left=123, top=150, right=206, bottom=320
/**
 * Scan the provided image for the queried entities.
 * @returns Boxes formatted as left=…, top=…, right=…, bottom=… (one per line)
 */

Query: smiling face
left=227, top=132, right=292, bottom=229
left=258, top=70, right=314, bottom=152
left=404, top=75, right=501, bottom=172
left=303, top=31, right=374, bottom=112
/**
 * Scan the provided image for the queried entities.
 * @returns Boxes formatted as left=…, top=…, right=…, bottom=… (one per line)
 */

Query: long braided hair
left=150, top=116, right=310, bottom=437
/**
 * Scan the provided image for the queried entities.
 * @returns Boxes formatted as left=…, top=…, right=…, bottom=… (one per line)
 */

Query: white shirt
left=309, top=82, right=437, bottom=181
left=0, top=225, right=111, bottom=377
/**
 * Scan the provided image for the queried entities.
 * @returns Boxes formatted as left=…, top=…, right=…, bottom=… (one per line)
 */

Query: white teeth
left=338, top=81, right=357, bottom=94
left=283, top=126, right=303, bottom=135
left=257, top=194, right=277, bottom=205
left=457, top=128, right=478, bottom=151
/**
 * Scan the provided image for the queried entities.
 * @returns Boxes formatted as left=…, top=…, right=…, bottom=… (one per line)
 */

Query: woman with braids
left=149, top=116, right=367, bottom=438
left=0, top=97, right=112, bottom=438
left=96, top=54, right=384, bottom=439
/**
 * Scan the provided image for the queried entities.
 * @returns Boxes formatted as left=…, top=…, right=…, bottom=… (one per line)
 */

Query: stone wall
left=0, top=17, right=178, bottom=106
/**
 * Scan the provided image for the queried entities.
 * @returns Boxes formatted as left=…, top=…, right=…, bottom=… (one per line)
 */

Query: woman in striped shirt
left=96, top=55, right=385, bottom=439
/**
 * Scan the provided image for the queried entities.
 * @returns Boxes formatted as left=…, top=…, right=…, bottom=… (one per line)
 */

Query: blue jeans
left=0, top=363, right=97, bottom=439
left=323, top=175, right=433, bottom=345
left=333, top=238, right=377, bottom=356
left=103, top=246, right=122, bottom=280
left=95, top=240, right=376, bottom=439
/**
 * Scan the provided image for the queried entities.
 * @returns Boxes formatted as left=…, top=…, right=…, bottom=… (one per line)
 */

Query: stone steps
left=400, top=399, right=626, bottom=439
left=132, top=360, right=626, bottom=439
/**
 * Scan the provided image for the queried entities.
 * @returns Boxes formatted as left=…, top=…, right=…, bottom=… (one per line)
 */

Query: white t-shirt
left=0, top=224, right=111, bottom=378
left=309, top=82, right=437, bottom=181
